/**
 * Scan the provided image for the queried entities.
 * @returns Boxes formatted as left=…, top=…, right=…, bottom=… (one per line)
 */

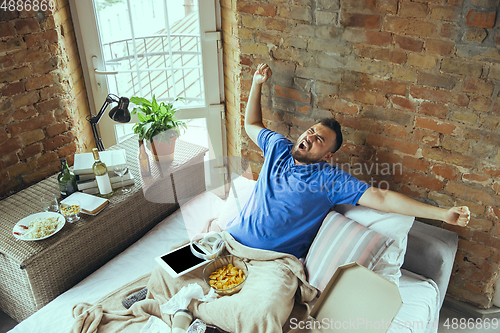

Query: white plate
left=12, top=212, right=66, bottom=241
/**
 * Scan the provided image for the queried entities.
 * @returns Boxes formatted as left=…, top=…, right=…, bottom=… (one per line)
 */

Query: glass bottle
left=92, top=148, right=114, bottom=198
left=57, top=158, right=78, bottom=198
left=138, top=139, right=151, bottom=177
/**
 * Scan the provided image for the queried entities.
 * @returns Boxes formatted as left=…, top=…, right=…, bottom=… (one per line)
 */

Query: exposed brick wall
left=221, top=0, right=500, bottom=308
left=0, top=0, right=93, bottom=199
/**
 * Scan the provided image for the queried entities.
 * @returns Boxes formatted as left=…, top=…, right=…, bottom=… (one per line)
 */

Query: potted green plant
left=130, top=95, right=186, bottom=161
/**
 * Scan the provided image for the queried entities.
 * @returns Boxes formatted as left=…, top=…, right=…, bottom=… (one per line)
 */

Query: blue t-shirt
left=226, top=128, right=370, bottom=258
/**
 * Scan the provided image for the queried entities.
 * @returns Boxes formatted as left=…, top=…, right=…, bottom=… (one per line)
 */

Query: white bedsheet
left=9, top=191, right=225, bottom=333
left=387, top=269, right=440, bottom=333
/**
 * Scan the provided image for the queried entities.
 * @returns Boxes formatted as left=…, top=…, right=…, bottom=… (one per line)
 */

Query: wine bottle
left=57, top=158, right=78, bottom=198
left=92, top=148, right=114, bottom=198
left=138, top=139, right=151, bottom=177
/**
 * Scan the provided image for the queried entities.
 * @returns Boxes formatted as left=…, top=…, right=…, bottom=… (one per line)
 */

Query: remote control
left=122, top=287, right=148, bottom=309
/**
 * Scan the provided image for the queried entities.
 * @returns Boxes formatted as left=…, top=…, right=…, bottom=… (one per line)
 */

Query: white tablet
left=155, top=243, right=209, bottom=278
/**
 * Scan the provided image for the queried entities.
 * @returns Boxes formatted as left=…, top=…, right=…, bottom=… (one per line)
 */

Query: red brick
left=445, top=182, right=494, bottom=205
left=494, top=182, right=500, bottom=193
left=440, top=23, right=461, bottom=40
left=470, top=0, right=500, bottom=8
left=238, top=3, right=277, bottom=17
left=58, top=142, right=77, bottom=158
left=0, top=66, right=30, bottom=84
left=417, top=73, right=456, bottom=90
left=385, top=124, right=409, bottom=139
left=463, top=173, right=489, bottom=182
left=355, top=46, right=406, bottom=64
left=0, top=138, right=21, bottom=155
left=441, top=58, right=482, bottom=77
left=414, top=128, right=440, bottom=146
left=487, top=206, right=500, bottom=221
left=338, top=115, right=384, bottom=133
left=462, top=78, right=494, bottom=97
left=383, top=17, right=437, bottom=37
left=425, top=39, right=454, bottom=56
left=46, top=122, right=68, bottom=137
left=36, top=98, right=62, bottom=114
left=377, top=0, right=398, bottom=14
left=12, top=90, right=39, bottom=109
left=318, top=98, right=359, bottom=115
left=393, top=171, right=443, bottom=191
left=7, top=113, right=54, bottom=136
left=399, top=1, right=428, bottom=18
left=472, top=231, right=500, bottom=248
left=415, top=117, right=456, bottom=134
left=390, top=96, right=416, bottom=111
left=0, top=128, right=7, bottom=143
left=0, top=22, right=16, bottom=38
left=419, top=102, right=448, bottom=119
left=453, top=94, right=470, bottom=107
left=296, top=104, right=312, bottom=114
left=340, top=89, right=387, bottom=106
left=341, top=13, right=380, bottom=29
left=15, top=18, right=40, bottom=34
left=403, top=156, right=430, bottom=172
left=18, top=143, right=42, bottom=160
left=20, top=129, right=45, bottom=146
left=410, top=86, right=452, bottom=104
left=394, top=35, right=423, bottom=52
left=24, top=30, right=59, bottom=48
left=364, top=30, right=393, bottom=46
left=469, top=96, right=492, bottom=112
left=1, top=81, right=25, bottom=96
left=264, top=18, right=287, bottom=32
left=431, top=6, right=460, bottom=21
left=0, top=36, right=26, bottom=53
left=375, top=150, right=401, bottom=164
left=12, top=106, right=36, bottom=121
left=0, top=54, right=14, bottom=69
left=25, top=73, right=59, bottom=91
left=0, top=153, right=19, bottom=170
left=43, top=134, right=72, bottom=151
left=366, top=134, right=419, bottom=155
left=483, top=166, right=500, bottom=177
left=459, top=240, right=491, bottom=259
left=432, top=165, right=459, bottom=180
left=466, top=10, right=496, bottom=28
left=275, top=86, right=311, bottom=104
left=359, top=75, right=407, bottom=96
left=408, top=53, right=438, bottom=69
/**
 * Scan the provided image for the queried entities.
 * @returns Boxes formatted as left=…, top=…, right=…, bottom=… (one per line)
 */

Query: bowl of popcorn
left=203, top=255, right=248, bottom=295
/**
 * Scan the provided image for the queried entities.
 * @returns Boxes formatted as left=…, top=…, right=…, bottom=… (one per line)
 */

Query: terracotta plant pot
left=151, top=136, right=177, bottom=162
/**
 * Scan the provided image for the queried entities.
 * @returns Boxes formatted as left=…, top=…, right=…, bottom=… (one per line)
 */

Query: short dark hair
left=319, top=118, right=343, bottom=153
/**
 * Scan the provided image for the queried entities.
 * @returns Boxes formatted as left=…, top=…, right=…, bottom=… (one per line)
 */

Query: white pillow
left=216, top=174, right=256, bottom=230
left=334, top=204, right=414, bottom=287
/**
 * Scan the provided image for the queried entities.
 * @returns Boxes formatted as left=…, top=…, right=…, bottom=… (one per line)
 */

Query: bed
left=8, top=176, right=458, bottom=333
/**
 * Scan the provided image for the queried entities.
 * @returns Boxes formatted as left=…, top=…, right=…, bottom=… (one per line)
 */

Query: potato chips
left=208, top=263, right=246, bottom=292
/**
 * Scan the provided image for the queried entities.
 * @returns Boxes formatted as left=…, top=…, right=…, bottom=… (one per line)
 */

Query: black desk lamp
left=86, top=94, right=131, bottom=151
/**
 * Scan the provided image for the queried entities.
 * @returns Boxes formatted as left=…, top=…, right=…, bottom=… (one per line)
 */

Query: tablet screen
left=159, top=244, right=206, bottom=274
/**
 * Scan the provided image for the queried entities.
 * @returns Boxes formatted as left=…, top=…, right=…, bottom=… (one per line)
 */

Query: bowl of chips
left=203, top=255, right=248, bottom=295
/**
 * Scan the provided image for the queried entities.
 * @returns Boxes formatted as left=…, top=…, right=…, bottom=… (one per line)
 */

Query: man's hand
left=444, top=206, right=470, bottom=227
left=253, top=63, right=272, bottom=85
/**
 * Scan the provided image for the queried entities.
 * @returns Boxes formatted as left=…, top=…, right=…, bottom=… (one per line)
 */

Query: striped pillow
left=305, top=211, right=394, bottom=291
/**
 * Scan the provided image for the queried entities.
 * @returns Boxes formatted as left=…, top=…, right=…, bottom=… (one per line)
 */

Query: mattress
left=9, top=191, right=441, bottom=333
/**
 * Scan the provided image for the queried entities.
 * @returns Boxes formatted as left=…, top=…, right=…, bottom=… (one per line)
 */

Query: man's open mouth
left=298, top=140, right=308, bottom=151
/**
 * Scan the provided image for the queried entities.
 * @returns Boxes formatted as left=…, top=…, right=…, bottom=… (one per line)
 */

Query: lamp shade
left=109, top=97, right=131, bottom=123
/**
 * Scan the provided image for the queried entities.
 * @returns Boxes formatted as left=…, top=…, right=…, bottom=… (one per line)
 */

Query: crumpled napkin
left=160, top=283, right=217, bottom=315
left=140, top=316, right=171, bottom=333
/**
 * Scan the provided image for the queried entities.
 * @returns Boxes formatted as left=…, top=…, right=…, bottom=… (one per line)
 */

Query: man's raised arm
left=245, top=64, right=272, bottom=145
left=358, top=187, right=470, bottom=227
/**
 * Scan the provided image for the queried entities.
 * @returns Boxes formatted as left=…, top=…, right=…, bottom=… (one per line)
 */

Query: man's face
left=291, top=123, right=337, bottom=165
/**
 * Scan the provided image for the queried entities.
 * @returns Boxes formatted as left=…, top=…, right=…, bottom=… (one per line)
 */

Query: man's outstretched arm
left=358, top=187, right=470, bottom=227
left=245, top=63, right=272, bottom=145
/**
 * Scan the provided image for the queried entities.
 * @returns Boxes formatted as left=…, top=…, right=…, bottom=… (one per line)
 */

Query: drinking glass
left=60, top=199, right=81, bottom=223
left=41, top=194, right=59, bottom=212
left=114, top=151, right=131, bottom=194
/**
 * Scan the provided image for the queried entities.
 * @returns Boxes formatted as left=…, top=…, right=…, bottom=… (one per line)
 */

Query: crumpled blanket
left=71, top=231, right=318, bottom=333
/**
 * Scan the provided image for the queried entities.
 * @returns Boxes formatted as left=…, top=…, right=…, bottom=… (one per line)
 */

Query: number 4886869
left=443, top=317, right=498, bottom=330
left=0, top=1, right=56, bottom=12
